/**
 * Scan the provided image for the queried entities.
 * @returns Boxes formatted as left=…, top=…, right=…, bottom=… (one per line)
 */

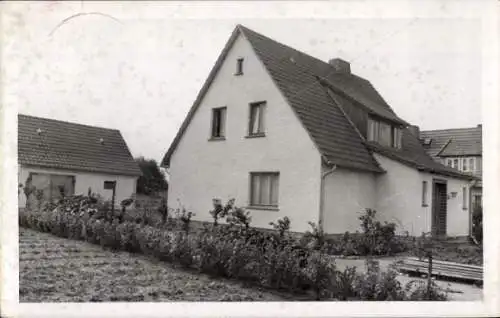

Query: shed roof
left=18, top=114, right=142, bottom=176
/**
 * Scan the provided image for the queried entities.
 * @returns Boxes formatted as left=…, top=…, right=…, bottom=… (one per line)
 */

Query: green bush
left=323, top=209, right=409, bottom=256
left=19, top=196, right=446, bottom=301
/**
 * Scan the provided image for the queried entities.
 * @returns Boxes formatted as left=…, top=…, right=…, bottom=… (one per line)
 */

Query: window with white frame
left=446, top=158, right=453, bottom=167
left=248, top=102, right=266, bottom=136
left=250, top=172, right=279, bottom=207
left=463, top=158, right=468, bottom=171
left=443, top=157, right=478, bottom=173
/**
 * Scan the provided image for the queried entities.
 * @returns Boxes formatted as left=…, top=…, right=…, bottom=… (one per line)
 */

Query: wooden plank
left=405, top=257, right=482, bottom=270
left=398, top=264, right=483, bottom=281
left=398, top=267, right=482, bottom=282
left=399, top=264, right=482, bottom=276
left=402, top=261, right=483, bottom=274
left=399, top=262, right=483, bottom=276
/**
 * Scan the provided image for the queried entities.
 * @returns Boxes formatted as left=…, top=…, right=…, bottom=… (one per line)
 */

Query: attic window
left=99, top=138, right=105, bottom=145
left=36, top=128, right=43, bottom=135
left=235, top=58, right=244, bottom=75
left=367, top=118, right=402, bottom=149
left=423, top=138, right=432, bottom=145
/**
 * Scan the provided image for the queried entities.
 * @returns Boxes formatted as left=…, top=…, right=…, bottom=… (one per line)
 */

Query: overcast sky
left=4, top=1, right=486, bottom=162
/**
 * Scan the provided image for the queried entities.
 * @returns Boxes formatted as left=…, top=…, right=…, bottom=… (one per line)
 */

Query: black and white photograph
left=1, top=1, right=499, bottom=317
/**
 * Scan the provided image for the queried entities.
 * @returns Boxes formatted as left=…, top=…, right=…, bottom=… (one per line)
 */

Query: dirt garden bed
left=19, top=228, right=289, bottom=302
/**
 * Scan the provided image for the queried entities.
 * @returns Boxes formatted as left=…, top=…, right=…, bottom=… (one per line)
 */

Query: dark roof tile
left=420, top=126, right=482, bottom=157
left=162, top=24, right=473, bottom=180
left=18, top=114, right=142, bottom=176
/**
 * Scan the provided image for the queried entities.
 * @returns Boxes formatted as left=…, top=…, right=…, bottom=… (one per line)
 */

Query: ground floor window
left=250, top=172, right=279, bottom=207
left=26, top=173, right=75, bottom=205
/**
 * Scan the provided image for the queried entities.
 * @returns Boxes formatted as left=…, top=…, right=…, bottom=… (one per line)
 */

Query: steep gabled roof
left=18, top=114, right=142, bottom=176
left=161, top=25, right=473, bottom=180
left=420, top=126, right=482, bottom=157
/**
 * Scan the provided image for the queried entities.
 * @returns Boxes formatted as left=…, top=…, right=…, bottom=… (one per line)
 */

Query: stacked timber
left=398, top=257, right=483, bottom=284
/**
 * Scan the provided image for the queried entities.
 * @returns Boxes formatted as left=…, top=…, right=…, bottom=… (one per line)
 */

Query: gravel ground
left=19, top=228, right=288, bottom=302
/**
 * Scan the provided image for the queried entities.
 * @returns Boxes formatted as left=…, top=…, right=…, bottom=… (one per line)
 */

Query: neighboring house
left=161, top=25, right=477, bottom=237
left=18, top=114, right=142, bottom=208
left=420, top=125, right=482, bottom=212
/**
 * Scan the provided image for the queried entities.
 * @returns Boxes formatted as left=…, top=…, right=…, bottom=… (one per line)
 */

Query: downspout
left=319, top=162, right=338, bottom=232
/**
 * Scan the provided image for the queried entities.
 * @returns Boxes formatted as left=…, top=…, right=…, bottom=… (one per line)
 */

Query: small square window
left=249, top=102, right=266, bottom=136
left=211, top=107, right=227, bottom=138
left=235, top=58, right=244, bottom=75
left=250, top=172, right=279, bottom=207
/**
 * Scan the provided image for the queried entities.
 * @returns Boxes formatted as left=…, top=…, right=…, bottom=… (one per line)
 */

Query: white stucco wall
left=322, top=166, right=377, bottom=234
left=374, top=154, right=470, bottom=236
left=168, top=32, right=322, bottom=232
left=18, top=165, right=138, bottom=208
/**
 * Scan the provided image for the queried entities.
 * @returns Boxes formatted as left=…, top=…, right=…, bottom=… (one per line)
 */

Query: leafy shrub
left=174, top=206, right=194, bottom=233
left=19, top=197, right=446, bottom=301
left=226, top=207, right=252, bottom=229
left=209, top=198, right=232, bottom=226
left=301, top=221, right=326, bottom=250
left=404, top=279, right=448, bottom=301
left=358, top=209, right=403, bottom=255
left=323, top=209, right=409, bottom=257
left=269, top=216, right=291, bottom=238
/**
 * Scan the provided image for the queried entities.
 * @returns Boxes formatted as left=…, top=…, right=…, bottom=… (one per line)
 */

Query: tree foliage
left=135, top=157, right=168, bottom=195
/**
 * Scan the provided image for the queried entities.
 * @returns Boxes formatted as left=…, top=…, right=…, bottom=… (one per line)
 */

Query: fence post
left=427, top=251, right=433, bottom=299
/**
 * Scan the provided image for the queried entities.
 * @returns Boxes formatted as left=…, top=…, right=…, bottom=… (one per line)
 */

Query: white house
left=420, top=125, right=482, bottom=212
left=162, top=25, right=477, bottom=237
left=18, top=114, right=141, bottom=208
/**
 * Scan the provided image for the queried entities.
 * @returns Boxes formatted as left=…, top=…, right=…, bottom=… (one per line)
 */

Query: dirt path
left=19, top=228, right=287, bottom=302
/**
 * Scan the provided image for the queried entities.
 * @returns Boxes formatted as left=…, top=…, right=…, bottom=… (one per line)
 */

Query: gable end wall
left=168, top=33, right=322, bottom=232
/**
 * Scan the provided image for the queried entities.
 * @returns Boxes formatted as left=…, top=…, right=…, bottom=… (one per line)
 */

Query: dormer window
left=368, top=117, right=402, bottom=149
left=235, top=58, right=244, bottom=75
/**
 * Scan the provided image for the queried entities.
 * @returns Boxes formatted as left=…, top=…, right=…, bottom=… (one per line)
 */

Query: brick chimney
left=329, top=58, right=351, bottom=74
left=408, top=125, right=420, bottom=138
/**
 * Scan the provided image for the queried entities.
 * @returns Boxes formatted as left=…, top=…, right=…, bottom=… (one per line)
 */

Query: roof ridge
left=237, top=24, right=333, bottom=70
left=18, top=113, right=120, bottom=132
left=421, top=126, right=482, bottom=133
left=237, top=24, right=375, bottom=85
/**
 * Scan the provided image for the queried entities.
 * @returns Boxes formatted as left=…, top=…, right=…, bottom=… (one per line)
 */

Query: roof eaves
left=21, top=162, right=142, bottom=177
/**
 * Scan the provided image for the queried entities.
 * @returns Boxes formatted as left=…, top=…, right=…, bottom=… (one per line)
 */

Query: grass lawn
left=19, top=228, right=288, bottom=302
